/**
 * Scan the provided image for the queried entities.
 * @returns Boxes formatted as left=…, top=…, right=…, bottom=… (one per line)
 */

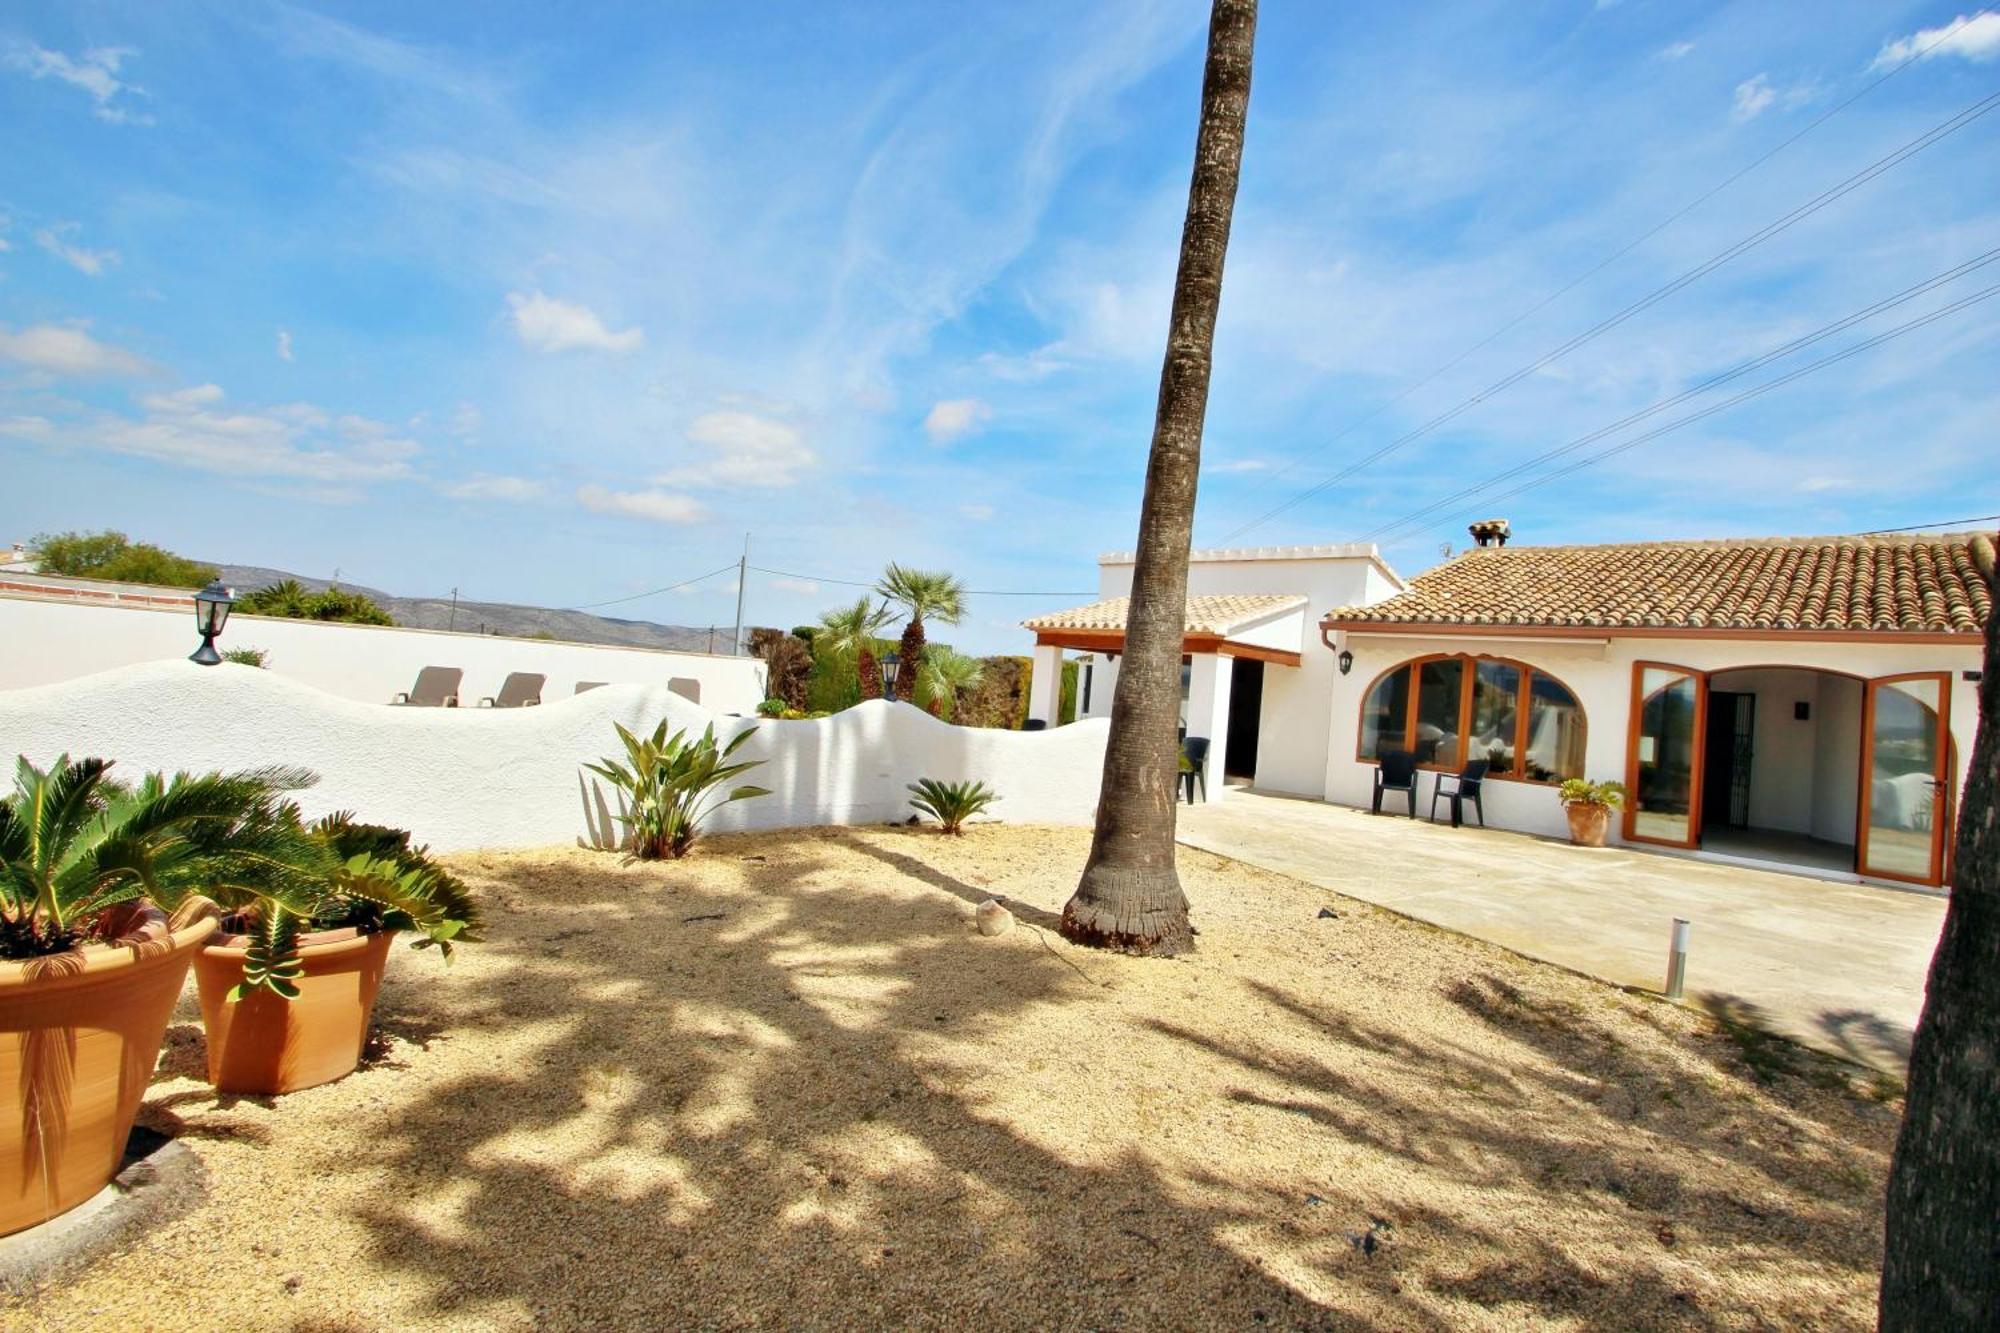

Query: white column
left=1027, top=642, right=1064, bottom=726
left=1184, top=652, right=1233, bottom=803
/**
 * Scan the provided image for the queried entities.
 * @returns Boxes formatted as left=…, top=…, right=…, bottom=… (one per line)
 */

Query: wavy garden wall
left=0, top=661, right=1109, bottom=851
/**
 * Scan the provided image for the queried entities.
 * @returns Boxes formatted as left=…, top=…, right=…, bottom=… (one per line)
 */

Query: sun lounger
left=391, top=666, right=462, bottom=707
left=479, top=672, right=545, bottom=708
left=575, top=681, right=607, bottom=694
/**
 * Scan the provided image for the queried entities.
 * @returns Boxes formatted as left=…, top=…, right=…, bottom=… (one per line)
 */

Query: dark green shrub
left=33, top=530, right=216, bottom=588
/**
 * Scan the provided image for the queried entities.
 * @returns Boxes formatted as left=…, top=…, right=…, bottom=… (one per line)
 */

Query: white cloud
left=447, top=401, right=481, bottom=437
left=1731, top=75, right=1777, bottom=121
left=959, top=503, right=996, bottom=521
left=0, top=323, right=153, bottom=376
left=575, top=483, right=705, bottom=524
left=276, top=329, right=294, bottom=362
left=2, top=383, right=422, bottom=485
left=1660, top=41, right=1696, bottom=61
left=1210, top=458, right=1269, bottom=475
left=1872, top=13, right=2000, bottom=70
left=442, top=474, right=542, bottom=501
left=505, top=290, right=643, bottom=353
left=659, top=409, right=816, bottom=488
left=922, top=397, right=992, bottom=444
left=769, top=575, right=820, bottom=594
left=35, top=223, right=119, bottom=276
left=4, top=43, right=151, bottom=124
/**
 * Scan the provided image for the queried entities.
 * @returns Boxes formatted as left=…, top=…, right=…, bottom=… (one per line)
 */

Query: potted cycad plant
left=0, top=755, right=323, bottom=1236
left=192, top=813, right=478, bottom=1096
left=1557, top=778, right=1628, bottom=848
left=586, top=721, right=769, bottom=859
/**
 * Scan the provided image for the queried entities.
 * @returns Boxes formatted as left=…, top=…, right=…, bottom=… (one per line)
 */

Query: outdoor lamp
left=1338, top=648, right=1355, bottom=676
left=190, top=580, right=236, bottom=665
left=881, top=651, right=901, bottom=700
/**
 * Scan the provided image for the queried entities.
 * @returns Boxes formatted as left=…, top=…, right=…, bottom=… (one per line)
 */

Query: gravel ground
left=8, top=825, right=1900, bottom=1330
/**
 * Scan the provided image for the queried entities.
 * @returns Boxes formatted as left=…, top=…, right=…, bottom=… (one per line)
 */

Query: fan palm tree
left=1060, top=0, right=1256, bottom=956
left=817, top=596, right=897, bottom=701
left=238, top=578, right=310, bottom=617
left=0, top=755, right=329, bottom=958
left=917, top=647, right=985, bottom=721
left=875, top=564, right=966, bottom=708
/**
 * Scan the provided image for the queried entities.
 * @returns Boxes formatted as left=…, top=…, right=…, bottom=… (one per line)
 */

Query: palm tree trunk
left=1060, top=0, right=1255, bottom=955
left=1879, top=538, right=2000, bottom=1327
left=857, top=646, right=882, bottom=701
left=897, top=617, right=926, bottom=707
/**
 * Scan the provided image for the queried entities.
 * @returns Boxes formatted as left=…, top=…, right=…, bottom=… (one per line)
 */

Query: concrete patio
left=1178, top=789, right=1948, bottom=1073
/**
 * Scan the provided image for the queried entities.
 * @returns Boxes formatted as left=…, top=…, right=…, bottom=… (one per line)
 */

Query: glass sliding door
left=1860, top=673, right=1952, bottom=885
left=1626, top=663, right=1706, bottom=848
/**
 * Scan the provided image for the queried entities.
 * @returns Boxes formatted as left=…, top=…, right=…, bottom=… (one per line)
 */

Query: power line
left=748, top=564, right=1094, bottom=598
left=1359, top=247, right=2000, bottom=544
left=1218, top=84, right=2000, bottom=544
left=1356, top=281, right=2000, bottom=544
left=1213, top=10, right=1989, bottom=529
left=568, top=562, right=740, bottom=611
left=1864, top=515, right=2000, bottom=534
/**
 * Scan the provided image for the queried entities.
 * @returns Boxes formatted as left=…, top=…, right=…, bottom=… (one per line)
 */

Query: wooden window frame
left=1857, top=671, right=1955, bottom=888
left=1355, top=652, right=1586, bottom=787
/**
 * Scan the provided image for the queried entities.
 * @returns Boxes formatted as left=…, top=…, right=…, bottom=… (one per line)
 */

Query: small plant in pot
left=192, top=813, right=479, bottom=1097
left=907, top=779, right=999, bottom=835
left=586, top=721, right=770, bottom=859
left=0, top=755, right=324, bottom=1236
left=1558, top=778, right=1628, bottom=848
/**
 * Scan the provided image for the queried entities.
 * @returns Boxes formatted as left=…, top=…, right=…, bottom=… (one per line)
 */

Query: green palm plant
left=875, top=564, right=966, bottom=708
left=586, top=721, right=770, bottom=859
left=907, top=779, right=999, bottom=835
left=238, top=578, right=310, bottom=617
left=0, top=755, right=328, bottom=960
left=917, top=647, right=986, bottom=722
left=817, top=596, right=897, bottom=701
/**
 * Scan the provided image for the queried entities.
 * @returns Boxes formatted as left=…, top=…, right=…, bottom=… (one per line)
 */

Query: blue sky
left=2, top=2, right=1995, bottom=653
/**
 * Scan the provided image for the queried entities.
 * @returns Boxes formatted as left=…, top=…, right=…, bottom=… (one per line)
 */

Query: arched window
left=1357, top=654, right=1587, bottom=784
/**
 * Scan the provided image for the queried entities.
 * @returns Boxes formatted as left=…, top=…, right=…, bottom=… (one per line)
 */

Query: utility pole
left=731, top=533, right=749, bottom=655
left=448, top=586, right=459, bottom=632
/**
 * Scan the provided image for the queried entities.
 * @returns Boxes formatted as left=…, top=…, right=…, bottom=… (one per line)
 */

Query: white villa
left=1027, top=526, right=1992, bottom=891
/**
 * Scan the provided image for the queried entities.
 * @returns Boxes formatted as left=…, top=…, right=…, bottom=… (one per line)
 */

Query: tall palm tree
left=875, top=564, right=966, bottom=708
left=1059, top=0, right=1256, bottom=956
left=917, top=647, right=985, bottom=722
left=817, top=596, right=898, bottom=701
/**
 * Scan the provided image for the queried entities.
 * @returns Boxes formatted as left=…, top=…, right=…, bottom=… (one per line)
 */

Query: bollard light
left=1664, top=918, right=1691, bottom=1000
left=189, top=580, right=237, bottom=665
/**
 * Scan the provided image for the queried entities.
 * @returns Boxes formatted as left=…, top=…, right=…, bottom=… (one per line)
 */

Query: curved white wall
left=0, top=661, right=1109, bottom=852
left=0, top=596, right=766, bottom=713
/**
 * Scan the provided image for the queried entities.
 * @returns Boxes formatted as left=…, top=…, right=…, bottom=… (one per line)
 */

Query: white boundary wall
left=0, top=661, right=1109, bottom=851
left=0, top=596, right=766, bottom=714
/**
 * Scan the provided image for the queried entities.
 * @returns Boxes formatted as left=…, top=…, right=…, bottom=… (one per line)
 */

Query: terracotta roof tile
left=1025, top=593, right=1307, bottom=637
left=1323, top=532, right=1994, bottom=636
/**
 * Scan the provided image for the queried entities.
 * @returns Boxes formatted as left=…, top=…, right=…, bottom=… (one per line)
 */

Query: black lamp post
left=881, top=651, right=901, bottom=702
left=190, top=580, right=236, bottom=665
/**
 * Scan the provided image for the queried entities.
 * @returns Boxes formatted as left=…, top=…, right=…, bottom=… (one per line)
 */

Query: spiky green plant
left=818, top=596, right=897, bottom=701
left=0, top=755, right=329, bottom=960
left=907, top=778, right=999, bottom=835
left=917, top=647, right=985, bottom=722
left=586, top=722, right=770, bottom=859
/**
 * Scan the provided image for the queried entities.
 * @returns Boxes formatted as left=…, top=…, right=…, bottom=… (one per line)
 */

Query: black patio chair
left=1181, top=736, right=1210, bottom=805
left=1430, top=758, right=1490, bottom=828
left=1371, top=749, right=1418, bottom=817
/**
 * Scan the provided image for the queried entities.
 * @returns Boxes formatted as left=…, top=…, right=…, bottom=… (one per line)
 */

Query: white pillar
left=1184, top=652, right=1232, bottom=803
left=1027, top=642, right=1064, bottom=726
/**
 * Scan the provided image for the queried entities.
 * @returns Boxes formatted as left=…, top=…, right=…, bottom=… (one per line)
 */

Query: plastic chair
left=391, top=666, right=461, bottom=707
left=1429, top=758, right=1490, bottom=828
left=1181, top=737, right=1210, bottom=804
left=479, top=672, right=545, bottom=708
left=1371, top=750, right=1418, bottom=817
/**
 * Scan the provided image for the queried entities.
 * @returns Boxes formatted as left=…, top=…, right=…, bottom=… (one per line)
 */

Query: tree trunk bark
left=1879, top=532, right=1999, bottom=1329
left=896, top=618, right=926, bottom=707
left=1060, top=0, right=1256, bottom=956
left=857, top=646, right=881, bottom=702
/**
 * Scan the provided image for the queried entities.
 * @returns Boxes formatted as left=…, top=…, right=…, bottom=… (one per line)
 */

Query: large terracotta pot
left=194, top=926, right=395, bottom=1095
left=1565, top=802, right=1612, bottom=848
left=0, top=902, right=220, bottom=1237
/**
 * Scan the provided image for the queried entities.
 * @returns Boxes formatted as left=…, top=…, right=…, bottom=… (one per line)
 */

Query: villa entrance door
left=1859, top=673, right=1953, bottom=886
left=1624, top=662, right=1707, bottom=849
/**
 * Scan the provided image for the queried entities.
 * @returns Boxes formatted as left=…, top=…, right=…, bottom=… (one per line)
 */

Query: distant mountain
left=212, top=564, right=740, bottom=653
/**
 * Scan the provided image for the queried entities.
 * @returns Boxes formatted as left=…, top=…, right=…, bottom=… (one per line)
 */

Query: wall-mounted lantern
left=190, top=581, right=237, bottom=665
left=1337, top=648, right=1355, bottom=676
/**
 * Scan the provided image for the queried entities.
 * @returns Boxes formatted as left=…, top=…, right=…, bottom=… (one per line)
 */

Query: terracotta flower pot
left=194, top=926, right=396, bottom=1096
left=0, top=902, right=220, bottom=1237
left=1565, top=802, right=1612, bottom=848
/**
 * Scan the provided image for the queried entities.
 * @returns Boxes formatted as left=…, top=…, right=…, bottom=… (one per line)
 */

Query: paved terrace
left=1178, top=790, right=1947, bottom=1074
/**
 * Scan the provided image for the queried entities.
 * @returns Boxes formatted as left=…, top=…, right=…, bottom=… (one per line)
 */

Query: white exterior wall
left=1706, top=666, right=1865, bottom=841
left=1323, top=632, right=1982, bottom=859
left=0, top=595, right=766, bottom=714
left=0, top=661, right=1109, bottom=852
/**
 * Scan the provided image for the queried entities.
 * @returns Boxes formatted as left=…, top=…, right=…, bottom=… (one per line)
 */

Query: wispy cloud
left=575, top=483, right=705, bottom=524
left=35, top=223, right=119, bottom=276
left=442, top=473, right=541, bottom=501
left=0, top=323, right=153, bottom=376
left=506, top=291, right=643, bottom=353
left=1731, top=72, right=1815, bottom=121
left=660, top=410, right=816, bottom=488
left=768, top=575, right=819, bottom=594
left=276, top=329, right=294, bottom=361
left=1872, top=13, right=2000, bottom=70
left=1659, top=41, right=1696, bottom=61
left=922, top=397, right=991, bottom=444
left=4, top=42, right=152, bottom=124
left=959, top=502, right=996, bottom=521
